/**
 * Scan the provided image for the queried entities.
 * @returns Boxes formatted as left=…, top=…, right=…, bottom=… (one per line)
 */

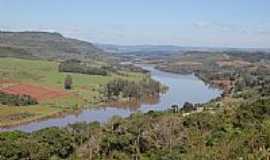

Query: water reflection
left=0, top=64, right=221, bottom=132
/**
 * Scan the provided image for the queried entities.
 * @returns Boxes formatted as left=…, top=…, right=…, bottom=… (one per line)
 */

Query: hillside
left=0, top=31, right=106, bottom=59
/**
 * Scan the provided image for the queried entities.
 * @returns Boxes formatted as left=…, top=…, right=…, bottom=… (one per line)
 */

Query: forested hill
left=0, top=31, right=106, bottom=59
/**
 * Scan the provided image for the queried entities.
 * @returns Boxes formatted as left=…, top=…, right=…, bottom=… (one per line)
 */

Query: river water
left=0, top=65, right=221, bottom=132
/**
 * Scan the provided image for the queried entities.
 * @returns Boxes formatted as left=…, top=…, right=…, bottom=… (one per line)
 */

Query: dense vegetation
left=103, top=78, right=164, bottom=100
left=0, top=92, right=38, bottom=106
left=0, top=122, right=100, bottom=160
left=59, top=59, right=108, bottom=76
left=1, top=51, right=270, bottom=159
left=0, top=47, right=35, bottom=59
left=64, top=75, right=73, bottom=90
left=113, top=64, right=149, bottom=73
left=0, top=31, right=106, bottom=59
left=75, top=99, right=270, bottom=160
left=1, top=96, right=270, bottom=159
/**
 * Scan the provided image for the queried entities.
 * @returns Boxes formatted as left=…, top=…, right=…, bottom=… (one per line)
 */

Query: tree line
left=0, top=92, right=38, bottom=106
left=103, top=78, right=164, bottom=100
left=59, top=59, right=108, bottom=76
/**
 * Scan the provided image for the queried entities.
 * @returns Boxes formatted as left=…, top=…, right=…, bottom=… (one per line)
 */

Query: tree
left=64, top=75, right=73, bottom=90
left=171, top=104, right=179, bottom=113
left=181, top=102, right=195, bottom=112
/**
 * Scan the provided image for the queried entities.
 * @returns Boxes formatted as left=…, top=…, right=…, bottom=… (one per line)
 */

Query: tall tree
left=65, top=75, right=73, bottom=90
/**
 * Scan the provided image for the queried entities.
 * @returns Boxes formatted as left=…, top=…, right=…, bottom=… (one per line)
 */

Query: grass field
left=0, top=57, right=145, bottom=127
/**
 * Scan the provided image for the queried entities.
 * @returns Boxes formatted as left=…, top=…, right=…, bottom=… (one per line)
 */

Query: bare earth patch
left=0, top=83, right=69, bottom=101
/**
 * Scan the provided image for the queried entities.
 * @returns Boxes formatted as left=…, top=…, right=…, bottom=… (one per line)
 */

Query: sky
left=0, top=0, right=270, bottom=48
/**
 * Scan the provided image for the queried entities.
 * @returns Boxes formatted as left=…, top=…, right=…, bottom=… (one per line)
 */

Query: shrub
left=0, top=92, right=38, bottom=106
left=64, top=75, right=73, bottom=90
left=32, top=127, right=74, bottom=158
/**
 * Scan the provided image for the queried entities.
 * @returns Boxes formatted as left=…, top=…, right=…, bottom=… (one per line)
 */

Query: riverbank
left=0, top=96, right=161, bottom=129
left=0, top=58, right=149, bottom=129
left=0, top=64, right=221, bottom=132
left=0, top=89, right=164, bottom=129
left=2, top=53, right=270, bottom=159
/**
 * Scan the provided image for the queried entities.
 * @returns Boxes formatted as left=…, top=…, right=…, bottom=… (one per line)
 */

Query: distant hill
left=96, top=43, right=270, bottom=54
left=0, top=31, right=106, bottom=59
left=96, top=44, right=184, bottom=54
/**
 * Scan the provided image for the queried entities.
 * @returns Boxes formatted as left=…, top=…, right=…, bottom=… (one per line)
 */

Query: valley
left=0, top=56, right=150, bottom=128
left=0, top=31, right=270, bottom=160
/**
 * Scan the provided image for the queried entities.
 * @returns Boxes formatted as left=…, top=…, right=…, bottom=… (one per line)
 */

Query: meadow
left=0, top=58, right=145, bottom=127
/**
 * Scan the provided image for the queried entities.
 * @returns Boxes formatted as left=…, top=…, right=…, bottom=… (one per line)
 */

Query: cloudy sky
left=0, top=0, right=269, bottom=48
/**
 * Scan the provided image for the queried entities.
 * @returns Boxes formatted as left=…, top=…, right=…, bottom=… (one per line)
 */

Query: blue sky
left=0, top=0, right=269, bottom=48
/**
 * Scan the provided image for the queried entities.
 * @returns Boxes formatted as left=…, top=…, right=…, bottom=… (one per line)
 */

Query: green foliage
left=233, top=99, right=270, bottom=129
left=2, top=97, right=270, bottom=159
left=68, top=121, right=101, bottom=145
left=0, top=131, right=27, bottom=141
left=0, top=122, right=101, bottom=160
left=0, top=47, right=35, bottom=59
left=2, top=52, right=270, bottom=159
left=104, top=78, right=162, bottom=100
left=0, top=92, right=38, bottom=106
left=64, top=75, right=73, bottom=90
left=32, top=127, right=74, bottom=158
left=59, top=59, right=108, bottom=76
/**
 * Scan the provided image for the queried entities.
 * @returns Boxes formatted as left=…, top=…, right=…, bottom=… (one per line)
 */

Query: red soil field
left=0, top=84, right=69, bottom=101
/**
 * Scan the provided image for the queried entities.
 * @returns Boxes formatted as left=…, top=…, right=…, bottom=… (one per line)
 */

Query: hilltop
left=0, top=31, right=106, bottom=59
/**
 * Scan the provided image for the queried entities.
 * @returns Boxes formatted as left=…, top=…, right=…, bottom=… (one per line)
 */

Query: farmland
left=0, top=57, right=146, bottom=127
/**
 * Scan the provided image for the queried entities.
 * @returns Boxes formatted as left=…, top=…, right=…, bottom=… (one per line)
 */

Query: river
left=0, top=64, right=222, bottom=132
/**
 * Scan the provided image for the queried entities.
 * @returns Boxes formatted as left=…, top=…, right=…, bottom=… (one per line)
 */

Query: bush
left=64, top=75, right=73, bottom=90
left=181, top=102, right=195, bottom=112
left=32, top=127, right=74, bottom=158
left=0, top=92, right=38, bottom=106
